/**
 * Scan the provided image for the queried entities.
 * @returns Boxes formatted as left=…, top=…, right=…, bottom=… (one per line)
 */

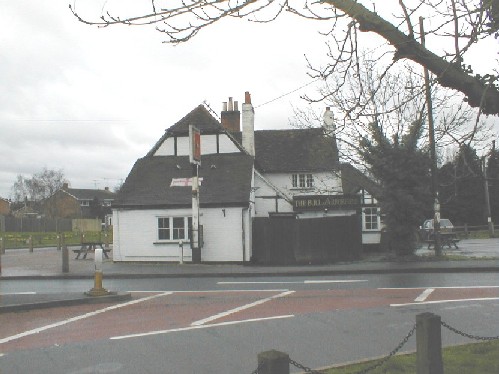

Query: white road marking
left=391, top=297, right=499, bottom=307
left=128, top=289, right=289, bottom=293
left=304, top=280, right=367, bottom=284
left=110, top=315, right=295, bottom=340
left=0, top=292, right=172, bottom=345
left=191, top=290, right=295, bottom=326
left=414, top=288, right=435, bottom=302
left=0, top=292, right=37, bottom=295
left=380, top=286, right=499, bottom=290
left=217, top=280, right=367, bottom=285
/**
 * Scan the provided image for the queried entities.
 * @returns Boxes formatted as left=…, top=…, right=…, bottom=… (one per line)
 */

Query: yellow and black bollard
left=85, top=248, right=111, bottom=297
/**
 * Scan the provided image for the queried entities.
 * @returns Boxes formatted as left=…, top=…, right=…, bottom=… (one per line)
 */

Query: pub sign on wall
left=293, top=195, right=361, bottom=211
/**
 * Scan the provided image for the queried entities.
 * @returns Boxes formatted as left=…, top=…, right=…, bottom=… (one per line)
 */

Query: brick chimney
left=242, top=91, right=255, bottom=157
left=221, top=97, right=240, bottom=132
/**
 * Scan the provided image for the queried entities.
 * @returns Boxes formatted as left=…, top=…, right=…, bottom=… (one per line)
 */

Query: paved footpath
left=1, top=238, right=498, bottom=311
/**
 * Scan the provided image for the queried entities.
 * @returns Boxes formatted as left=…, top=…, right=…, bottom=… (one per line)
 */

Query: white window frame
left=291, top=173, right=314, bottom=189
left=157, top=216, right=192, bottom=242
left=80, top=200, right=90, bottom=207
left=362, top=207, right=380, bottom=231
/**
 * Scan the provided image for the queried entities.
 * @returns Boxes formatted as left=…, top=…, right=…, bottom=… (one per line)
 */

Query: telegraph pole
left=420, top=17, right=442, bottom=256
left=189, top=125, right=201, bottom=263
left=483, top=154, right=495, bottom=237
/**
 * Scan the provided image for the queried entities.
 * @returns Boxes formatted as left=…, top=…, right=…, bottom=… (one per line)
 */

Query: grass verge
left=322, top=340, right=499, bottom=373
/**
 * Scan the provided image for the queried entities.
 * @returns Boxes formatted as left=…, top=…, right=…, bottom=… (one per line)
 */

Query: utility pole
left=483, top=154, right=495, bottom=237
left=189, top=125, right=201, bottom=263
left=420, top=17, right=442, bottom=255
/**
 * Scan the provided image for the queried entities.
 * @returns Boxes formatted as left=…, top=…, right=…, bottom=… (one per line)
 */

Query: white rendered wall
left=113, top=207, right=245, bottom=262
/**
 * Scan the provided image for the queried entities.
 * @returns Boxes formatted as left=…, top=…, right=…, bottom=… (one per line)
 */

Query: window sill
left=289, top=187, right=315, bottom=191
left=153, top=241, right=189, bottom=245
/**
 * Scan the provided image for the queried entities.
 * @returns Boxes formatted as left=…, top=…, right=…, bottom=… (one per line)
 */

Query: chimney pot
left=245, top=91, right=251, bottom=104
left=221, top=95, right=240, bottom=132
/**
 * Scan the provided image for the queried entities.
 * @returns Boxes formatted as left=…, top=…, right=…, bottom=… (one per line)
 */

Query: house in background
left=0, top=197, right=10, bottom=216
left=45, top=184, right=116, bottom=227
left=113, top=92, right=381, bottom=264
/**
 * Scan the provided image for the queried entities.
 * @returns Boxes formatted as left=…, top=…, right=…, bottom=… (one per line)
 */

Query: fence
left=251, top=312, right=499, bottom=374
left=0, top=216, right=72, bottom=232
left=0, top=230, right=113, bottom=252
left=453, top=224, right=498, bottom=239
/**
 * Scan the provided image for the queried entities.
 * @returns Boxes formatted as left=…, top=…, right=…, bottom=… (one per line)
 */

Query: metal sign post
left=189, top=125, right=202, bottom=263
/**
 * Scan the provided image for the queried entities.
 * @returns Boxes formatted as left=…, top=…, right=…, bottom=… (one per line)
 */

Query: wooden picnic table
left=73, top=242, right=111, bottom=260
left=425, top=232, right=460, bottom=249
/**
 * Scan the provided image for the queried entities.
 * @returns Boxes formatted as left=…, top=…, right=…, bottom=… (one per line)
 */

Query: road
left=1, top=274, right=498, bottom=373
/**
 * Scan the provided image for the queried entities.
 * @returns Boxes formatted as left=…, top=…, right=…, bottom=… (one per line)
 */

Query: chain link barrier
left=251, top=324, right=416, bottom=374
left=441, top=320, right=499, bottom=341
left=251, top=319, right=499, bottom=373
left=351, top=324, right=416, bottom=374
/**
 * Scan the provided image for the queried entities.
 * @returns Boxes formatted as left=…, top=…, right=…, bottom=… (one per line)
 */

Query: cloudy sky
left=1, top=1, right=497, bottom=199
left=1, top=1, right=335, bottom=198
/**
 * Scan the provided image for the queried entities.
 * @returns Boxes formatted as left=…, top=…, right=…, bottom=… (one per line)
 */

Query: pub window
left=362, top=207, right=380, bottom=230
left=292, top=173, right=314, bottom=188
left=158, top=217, right=192, bottom=241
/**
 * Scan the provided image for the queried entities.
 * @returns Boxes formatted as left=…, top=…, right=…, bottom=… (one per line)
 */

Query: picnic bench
left=73, top=242, right=111, bottom=260
left=425, top=232, right=460, bottom=250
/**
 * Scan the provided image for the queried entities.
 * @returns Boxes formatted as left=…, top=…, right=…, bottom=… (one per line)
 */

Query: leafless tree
left=70, top=0, right=499, bottom=115
left=293, top=56, right=492, bottom=169
left=11, top=168, right=67, bottom=203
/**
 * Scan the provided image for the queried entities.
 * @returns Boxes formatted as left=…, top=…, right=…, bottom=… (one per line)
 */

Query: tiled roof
left=64, top=188, right=115, bottom=201
left=114, top=153, right=253, bottom=208
left=340, top=163, right=381, bottom=198
left=234, top=128, right=340, bottom=173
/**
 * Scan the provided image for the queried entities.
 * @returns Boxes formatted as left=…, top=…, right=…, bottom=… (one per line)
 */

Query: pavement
left=1, top=238, right=498, bottom=312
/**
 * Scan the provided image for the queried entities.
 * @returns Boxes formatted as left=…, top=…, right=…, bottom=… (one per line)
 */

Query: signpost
left=189, top=125, right=201, bottom=263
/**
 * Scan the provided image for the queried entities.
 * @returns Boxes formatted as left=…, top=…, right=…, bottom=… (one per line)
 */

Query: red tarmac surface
left=2, top=287, right=498, bottom=354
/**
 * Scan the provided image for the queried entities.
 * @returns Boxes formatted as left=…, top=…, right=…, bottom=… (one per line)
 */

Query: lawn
left=323, top=340, right=499, bottom=373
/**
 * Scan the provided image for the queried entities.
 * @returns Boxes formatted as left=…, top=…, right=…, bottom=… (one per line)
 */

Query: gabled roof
left=147, top=104, right=225, bottom=156
left=234, top=128, right=340, bottom=173
left=340, top=163, right=381, bottom=198
left=114, top=153, right=254, bottom=208
left=62, top=188, right=115, bottom=201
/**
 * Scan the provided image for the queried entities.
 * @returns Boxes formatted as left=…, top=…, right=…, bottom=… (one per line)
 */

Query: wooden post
left=104, top=232, right=110, bottom=250
left=416, top=313, right=443, bottom=374
left=57, top=233, right=62, bottom=251
left=62, top=246, right=69, bottom=273
left=257, top=350, right=290, bottom=374
left=464, top=223, right=469, bottom=239
left=0, top=236, right=5, bottom=254
left=29, top=235, right=33, bottom=253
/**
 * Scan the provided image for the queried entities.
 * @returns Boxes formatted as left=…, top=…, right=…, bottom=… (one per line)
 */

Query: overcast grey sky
left=0, top=1, right=332, bottom=198
left=1, top=1, right=497, bottom=200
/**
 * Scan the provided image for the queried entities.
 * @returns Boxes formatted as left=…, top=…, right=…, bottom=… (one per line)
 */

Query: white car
left=421, top=218, right=454, bottom=240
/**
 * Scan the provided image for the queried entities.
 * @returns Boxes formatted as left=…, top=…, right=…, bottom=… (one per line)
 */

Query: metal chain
left=250, top=361, right=264, bottom=374
left=252, top=320, right=499, bottom=374
left=441, top=320, right=499, bottom=341
left=353, top=324, right=417, bottom=374
left=288, top=358, right=324, bottom=374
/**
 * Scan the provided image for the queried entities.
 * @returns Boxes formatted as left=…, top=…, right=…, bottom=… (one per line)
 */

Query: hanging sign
left=189, top=125, right=201, bottom=165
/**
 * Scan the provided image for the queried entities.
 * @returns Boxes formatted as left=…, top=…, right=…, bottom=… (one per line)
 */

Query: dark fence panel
left=252, top=214, right=362, bottom=265
left=3, top=216, right=72, bottom=232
